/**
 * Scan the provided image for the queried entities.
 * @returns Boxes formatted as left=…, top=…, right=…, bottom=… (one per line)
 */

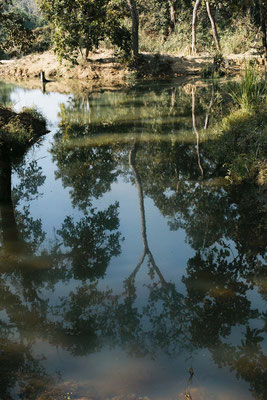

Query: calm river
left=0, top=80, right=266, bottom=400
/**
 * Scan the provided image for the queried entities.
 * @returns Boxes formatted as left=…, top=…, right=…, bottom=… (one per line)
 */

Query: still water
left=0, top=80, right=266, bottom=400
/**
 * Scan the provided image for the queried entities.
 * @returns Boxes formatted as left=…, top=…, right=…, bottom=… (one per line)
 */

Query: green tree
left=38, top=0, right=131, bottom=62
left=0, top=0, right=33, bottom=56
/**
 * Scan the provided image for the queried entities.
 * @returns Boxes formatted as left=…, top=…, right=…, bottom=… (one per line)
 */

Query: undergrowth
left=218, top=108, right=267, bottom=184
left=220, top=12, right=259, bottom=55
left=206, top=71, right=267, bottom=185
left=138, top=12, right=260, bottom=56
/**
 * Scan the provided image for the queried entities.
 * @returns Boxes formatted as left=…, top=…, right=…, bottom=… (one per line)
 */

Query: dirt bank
left=0, top=50, right=131, bottom=85
left=0, top=49, right=265, bottom=87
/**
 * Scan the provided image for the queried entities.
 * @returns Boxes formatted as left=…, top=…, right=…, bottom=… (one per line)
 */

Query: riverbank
left=0, top=106, right=48, bottom=155
left=0, top=49, right=264, bottom=86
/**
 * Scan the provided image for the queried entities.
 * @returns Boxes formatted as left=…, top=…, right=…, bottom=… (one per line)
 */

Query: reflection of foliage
left=183, top=249, right=258, bottom=346
left=11, top=161, right=47, bottom=253
left=57, top=203, right=122, bottom=281
left=0, top=337, right=53, bottom=400
left=13, top=160, right=46, bottom=204
left=52, top=104, right=123, bottom=210
left=137, top=143, right=266, bottom=255
left=214, top=328, right=267, bottom=400
left=52, top=283, right=114, bottom=355
left=0, top=81, right=266, bottom=399
left=16, top=206, right=46, bottom=253
left=0, top=110, right=47, bottom=267
left=53, top=139, right=119, bottom=210
left=180, top=245, right=267, bottom=400
left=0, top=82, right=14, bottom=106
left=143, top=282, right=189, bottom=356
left=0, top=275, right=55, bottom=399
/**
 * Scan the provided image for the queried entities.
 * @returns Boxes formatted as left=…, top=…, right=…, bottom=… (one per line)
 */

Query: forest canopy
left=0, top=1, right=266, bottom=63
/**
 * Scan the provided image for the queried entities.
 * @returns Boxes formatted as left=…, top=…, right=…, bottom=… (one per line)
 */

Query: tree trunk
left=206, top=1, right=221, bottom=52
left=192, top=0, right=201, bottom=54
left=126, top=0, right=139, bottom=58
left=169, top=0, right=176, bottom=33
left=259, top=0, right=267, bottom=67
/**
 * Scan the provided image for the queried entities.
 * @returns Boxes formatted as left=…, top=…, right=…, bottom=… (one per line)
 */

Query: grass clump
left=227, top=66, right=267, bottom=111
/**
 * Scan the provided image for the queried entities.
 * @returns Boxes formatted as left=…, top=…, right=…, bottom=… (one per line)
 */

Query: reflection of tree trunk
left=175, top=164, right=180, bottom=194
left=41, top=81, right=46, bottom=93
left=206, top=1, right=221, bottom=52
left=171, top=87, right=177, bottom=109
left=126, top=0, right=139, bottom=58
left=0, top=149, right=47, bottom=270
left=192, top=88, right=204, bottom=178
left=127, top=144, right=166, bottom=286
left=204, top=84, right=215, bottom=130
left=129, top=145, right=148, bottom=250
left=192, top=0, right=201, bottom=54
left=0, top=150, right=20, bottom=247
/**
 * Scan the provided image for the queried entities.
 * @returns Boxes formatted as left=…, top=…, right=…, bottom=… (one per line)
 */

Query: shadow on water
left=0, top=80, right=266, bottom=399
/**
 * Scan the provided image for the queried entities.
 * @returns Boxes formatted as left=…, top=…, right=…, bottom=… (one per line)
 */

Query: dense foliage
left=0, top=0, right=266, bottom=62
left=0, top=0, right=32, bottom=56
left=38, top=0, right=131, bottom=62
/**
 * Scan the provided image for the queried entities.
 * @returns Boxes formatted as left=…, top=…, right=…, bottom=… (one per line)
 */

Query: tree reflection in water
left=0, top=82, right=266, bottom=399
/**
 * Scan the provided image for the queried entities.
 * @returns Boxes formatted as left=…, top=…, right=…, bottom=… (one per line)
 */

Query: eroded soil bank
left=0, top=49, right=265, bottom=88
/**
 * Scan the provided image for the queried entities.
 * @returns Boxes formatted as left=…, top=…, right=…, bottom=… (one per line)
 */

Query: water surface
left=0, top=80, right=266, bottom=400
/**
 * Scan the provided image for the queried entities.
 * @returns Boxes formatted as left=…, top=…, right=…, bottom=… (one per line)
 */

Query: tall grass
left=228, top=66, right=267, bottom=110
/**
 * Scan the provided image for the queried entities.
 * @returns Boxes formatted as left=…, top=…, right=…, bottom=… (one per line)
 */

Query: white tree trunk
left=206, top=1, right=221, bottom=52
left=192, top=0, right=201, bottom=54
